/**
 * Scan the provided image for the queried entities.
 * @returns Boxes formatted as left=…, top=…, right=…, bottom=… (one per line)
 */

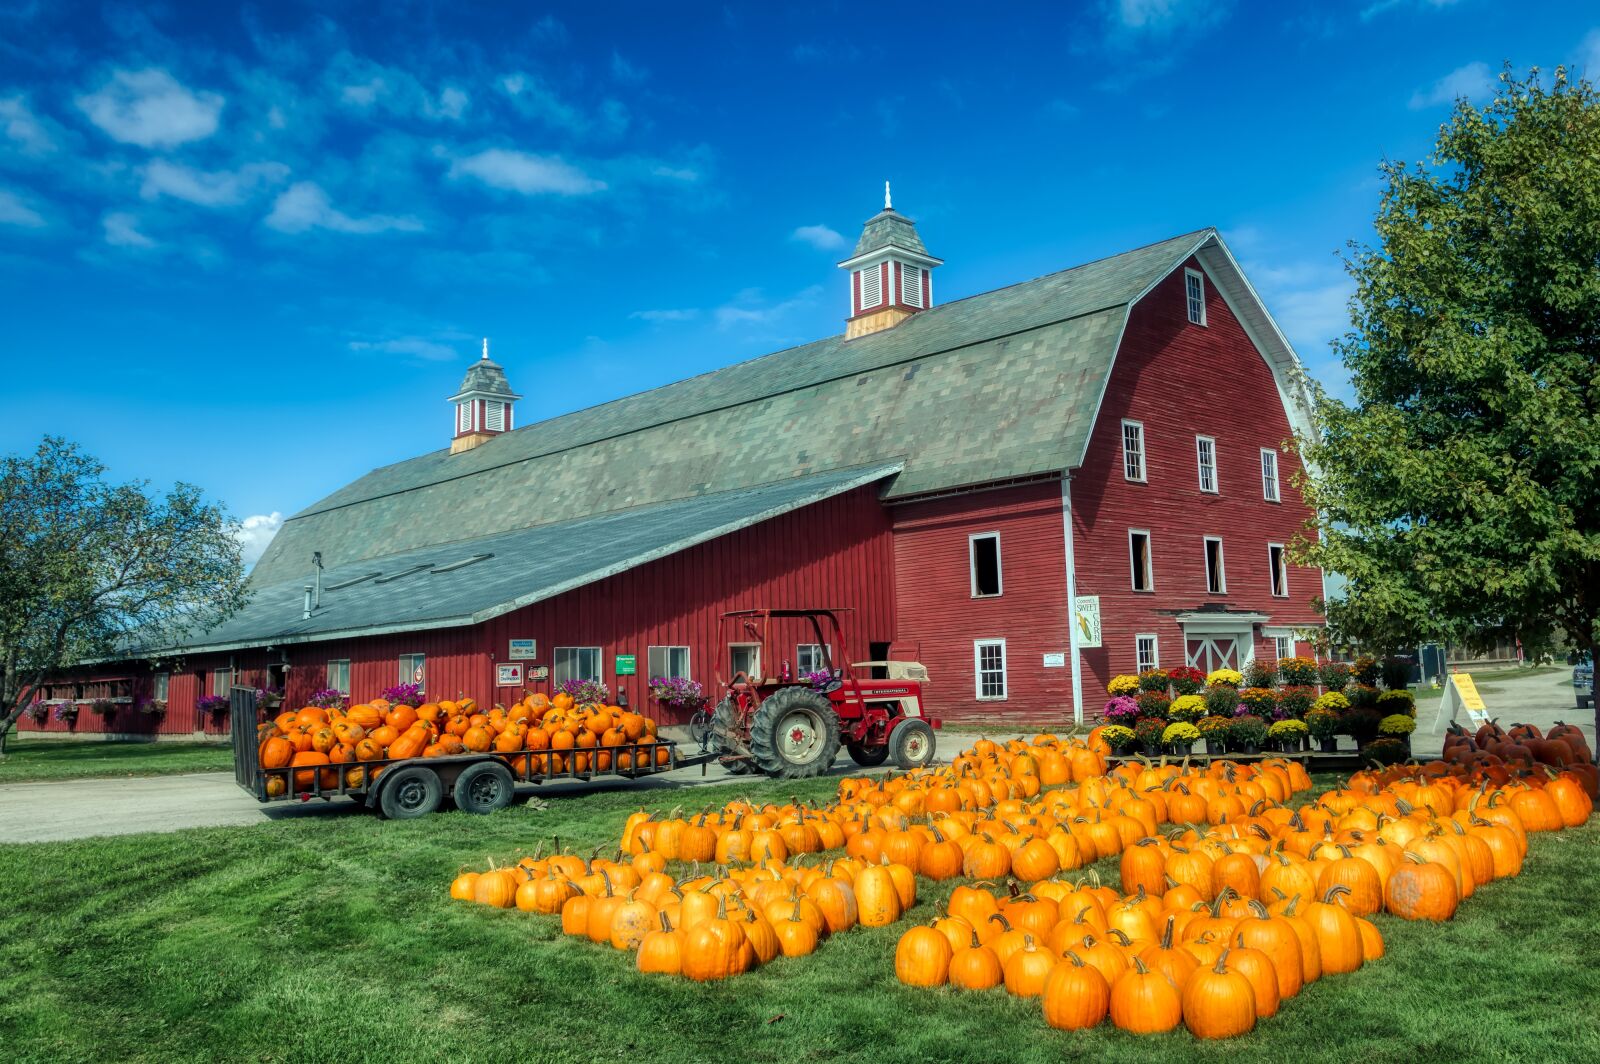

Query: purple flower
left=556, top=679, right=611, bottom=706
left=649, top=676, right=705, bottom=707
left=307, top=688, right=348, bottom=710
left=801, top=669, right=835, bottom=690
left=1102, top=695, right=1139, bottom=725
left=196, top=695, right=230, bottom=714
left=379, top=683, right=424, bottom=707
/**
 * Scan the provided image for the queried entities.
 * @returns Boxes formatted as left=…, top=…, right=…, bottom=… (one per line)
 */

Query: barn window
left=553, top=647, right=601, bottom=685
left=974, top=639, right=1007, bottom=700
left=1269, top=543, right=1288, bottom=597
left=647, top=646, right=690, bottom=681
left=1267, top=631, right=1293, bottom=662
left=1261, top=448, right=1280, bottom=502
left=1129, top=530, right=1153, bottom=592
left=1185, top=268, right=1207, bottom=326
left=1196, top=435, right=1218, bottom=493
left=398, top=653, right=426, bottom=692
left=796, top=644, right=832, bottom=675
left=1204, top=537, right=1226, bottom=594
left=211, top=668, right=233, bottom=697
left=900, top=264, right=923, bottom=307
left=1136, top=634, right=1159, bottom=673
left=327, top=659, right=351, bottom=696
left=730, top=643, right=761, bottom=681
left=859, top=265, right=882, bottom=310
left=485, top=402, right=505, bottom=432
left=969, top=533, right=1002, bottom=597
left=153, top=672, right=170, bottom=702
left=1121, top=420, right=1146, bottom=482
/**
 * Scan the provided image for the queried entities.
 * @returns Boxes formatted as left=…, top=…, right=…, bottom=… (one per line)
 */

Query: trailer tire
left=453, top=760, right=516, bottom=814
left=378, top=765, right=443, bottom=819
left=750, top=687, right=841, bottom=779
left=712, top=697, right=756, bottom=775
left=889, top=719, right=936, bottom=770
left=846, top=740, right=890, bottom=767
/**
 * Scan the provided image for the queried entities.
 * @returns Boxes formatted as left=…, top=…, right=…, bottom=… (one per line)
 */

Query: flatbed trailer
left=228, top=688, right=715, bottom=818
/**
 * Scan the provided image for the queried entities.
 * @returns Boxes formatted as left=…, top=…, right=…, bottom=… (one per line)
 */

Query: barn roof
left=147, top=463, right=901, bottom=655
left=252, top=226, right=1309, bottom=588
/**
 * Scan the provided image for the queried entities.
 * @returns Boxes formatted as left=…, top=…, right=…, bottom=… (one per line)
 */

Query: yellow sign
left=1452, top=673, right=1486, bottom=713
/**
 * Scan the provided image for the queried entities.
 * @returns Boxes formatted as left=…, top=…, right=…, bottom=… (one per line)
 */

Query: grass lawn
left=1, top=773, right=1598, bottom=1063
left=0, top=738, right=233, bottom=783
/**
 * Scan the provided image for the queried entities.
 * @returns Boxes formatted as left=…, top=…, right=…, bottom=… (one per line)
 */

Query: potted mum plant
left=1267, top=718, right=1308, bottom=753
left=1352, top=655, right=1380, bottom=686
left=1378, top=689, right=1417, bottom=717
left=1276, top=686, right=1316, bottom=720
left=1319, top=661, right=1351, bottom=692
left=1238, top=687, right=1279, bottom=717
left=1166, top=665, right=1205, bottom=697
left=1344, top=708, right=1382, bottom=749
left=1278, top=655, right=1320, bottom=687
left=1136, top=669, right=1170, bottom=695
left=1243, top=659, right=1277, bottom=689
left=1135, top=690, right=1172, bottom=719
left=1107, top=674, right=1141, bottom=697
left=1306, top=707, right=1341, bottom=753
left=1203, top=683, right=1241, bottom=718
left=1099, top=724, right=1136, bottom=755
left=1364, top=736, right=1409, bottom=767
left=1228, top=714, right=1268, bottom=755
left=1101, top=696, right=1140, bottom=730
left=1205, top=668, right=1243, bottom=689
left=1167, top=695, right=1206, bottom=724
left=1378, top=713, right=1416, bottom=756
left=1162, top=721, right=1201, bottom=756
left=1134, top=717, right=1168, bottom=756
left=1197, top=715, right=1231, bottom=755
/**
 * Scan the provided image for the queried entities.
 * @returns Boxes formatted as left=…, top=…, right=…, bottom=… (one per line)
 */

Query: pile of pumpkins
left=891, top=757, right=1593, bottom=1038
left=256, top=691, right=669, bottom=795
left=1439, top=718, right=1597, bottom=796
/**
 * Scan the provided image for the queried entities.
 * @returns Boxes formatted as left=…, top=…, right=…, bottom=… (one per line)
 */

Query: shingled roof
left=252, top=227, right=1307, bottom=589
left=850, top=206, right=932, bottom=259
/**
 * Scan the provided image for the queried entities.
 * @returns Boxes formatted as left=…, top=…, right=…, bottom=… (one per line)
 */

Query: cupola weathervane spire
left=482, top=337, right=489, bottom=360
left=884, top=180, right=892, bottom=211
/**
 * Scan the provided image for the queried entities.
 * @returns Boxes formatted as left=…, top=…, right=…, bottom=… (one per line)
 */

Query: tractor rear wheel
left=845, top=740, right=889, bottom=767
left=749, top=687, right=841, bottom=779
left=712, top=697, right=756, bottom=775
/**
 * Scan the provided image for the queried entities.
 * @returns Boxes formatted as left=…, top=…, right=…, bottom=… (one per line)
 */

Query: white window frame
left=1268, top=543, right=1288, bottom=598
left=1204, top=536, right=1227, bottom=594
left=974, top=639, right=1007, bottom=701
left=211, top=668, right=233, bottom=697
left=969, top=531, right=1003, bottom=598
left=153, top=672, right=170, bottom=702
left=1185, top=267, right=1207, bottom=326
left=1196, top=435, right=1218, bottom=494
left=1129, top=529, right=1153, bottom=592
left=1135, top=633, right=1159, bottom=673
left=1121, top=419, right=1147, bottom=482
left=858, top=265, right=883, bottom=310
left=1260, top=448, right=1280, bottom=503
left=646, top=646, right=690, bottom=681
left=729, top=642, right=762, bottom=681
left=1267, top=630, right=1293, bottom=662
left=399, top=652, right=426, bottom=692
left=327, top=659, right=351, bottom=696
left=796, top=643, right=832, bottom=675
left=553, top=647, right=602, bottom=686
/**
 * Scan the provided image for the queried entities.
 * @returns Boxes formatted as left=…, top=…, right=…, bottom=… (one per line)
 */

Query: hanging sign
left=508, top=639, right=537, bottom=660
left=496, top=663, right=524, bottom=687
left=616, top=655, right=637, bottom=676
left=1073, top=596, right=1102, bottom=649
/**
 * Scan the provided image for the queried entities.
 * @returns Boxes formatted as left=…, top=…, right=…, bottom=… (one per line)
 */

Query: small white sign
left=496, top=663, right=524, bottom=687
left=1073, top=596, right=1102, bottom=649
left=1042, top=652, right=1066, bottom=668
left=509, top=639, right=537, bottom=660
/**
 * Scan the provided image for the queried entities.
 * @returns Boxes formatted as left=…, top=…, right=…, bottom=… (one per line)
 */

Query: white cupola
left=837, top=182, right=942, bottom=339
left=449, top=339, right=522, bottom=454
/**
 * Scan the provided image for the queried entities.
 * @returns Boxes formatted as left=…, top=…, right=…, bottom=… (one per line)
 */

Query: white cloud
left=1361, top=0, right=1460, bottom=20
left=330, top=55, right=472, bottom=122
left=348, top=337, right=459, bottom=361
left=235, top=512, right=283, bottom=569
left=437, top=86, right=470, bottom=120
left=650, top=164, right=699, bottom=182
left=791, top=224, right=846, bottom=251
left=1409, top=61, right=1494, bottom=109
left=629, top=308, right=699, bottom=322
left=140, top=159, right=290, bottom=207
left=76, top=68, right=224, bottom=148
left=498, top=72, right=587, bottom=133
left=0, top=187, right=45, bottom=228
left=715, top=285, right=824, bottom=328
left=102, top=211, right=155, bottom=247
left=0, top=95, right=56, bottom=154
left=264, top=182, right=423, bottom=235
left=1111, top=0, right=1218, bottom=30
left=611, top=51, right=648, bottom=84
left=449, top=148, right=605, bottom=195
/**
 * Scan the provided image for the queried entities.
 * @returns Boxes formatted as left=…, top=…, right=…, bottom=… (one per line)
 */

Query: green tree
left=1300, top=67, right=1600, bottom=681
left=0, top=437, right=248, bottom=752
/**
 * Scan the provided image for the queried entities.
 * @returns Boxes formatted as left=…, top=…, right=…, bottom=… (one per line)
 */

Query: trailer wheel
left=453, top=761, right=516, bottom=814
left=845, top=741, right=890, bottom=767
left=889, top=719, right=936, bottom=770
left=378, top=765, right=443, bottom=819
left=749, top=687, right=841, bottom=779
left=712, top=698, right=756, bottom=775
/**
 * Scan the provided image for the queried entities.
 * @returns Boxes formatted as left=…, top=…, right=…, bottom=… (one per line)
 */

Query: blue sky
left=2, top=0, right=1598, bottom=565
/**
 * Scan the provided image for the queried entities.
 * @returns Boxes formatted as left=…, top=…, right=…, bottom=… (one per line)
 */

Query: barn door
left=1185, top=636, right=1240, bottom=674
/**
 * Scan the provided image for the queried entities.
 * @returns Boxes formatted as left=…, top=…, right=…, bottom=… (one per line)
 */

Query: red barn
left=23, top=197, right=1322, bottom=738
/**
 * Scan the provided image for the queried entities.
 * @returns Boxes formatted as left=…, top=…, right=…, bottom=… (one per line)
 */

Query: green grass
left=1, top=773, right=1597, bottom=1063
left=0, top=738, right=233, bottom=783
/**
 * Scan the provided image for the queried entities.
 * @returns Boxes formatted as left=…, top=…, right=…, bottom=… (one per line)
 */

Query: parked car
left=1575, top=654, right=1593, bottom=710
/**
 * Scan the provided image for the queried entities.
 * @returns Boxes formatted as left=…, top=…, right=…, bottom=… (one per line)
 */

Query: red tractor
left=709, top=608, right=938, bottom=778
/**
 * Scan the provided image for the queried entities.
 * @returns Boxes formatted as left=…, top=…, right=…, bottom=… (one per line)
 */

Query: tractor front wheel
left=889, top=719, right=937, bottom=770
left=749, top=688, right=842, bottom=779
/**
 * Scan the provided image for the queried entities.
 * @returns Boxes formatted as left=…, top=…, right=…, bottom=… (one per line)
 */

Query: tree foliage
left=1300, top=66, right=1600, bottom=659
left=0, top=437, right=248, bottom=748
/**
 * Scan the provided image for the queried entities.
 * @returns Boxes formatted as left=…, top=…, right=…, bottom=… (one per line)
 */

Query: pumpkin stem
left=1064, top=950, right=1087, bottom=967
left=1214, top=948, right=1231, bottom=974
